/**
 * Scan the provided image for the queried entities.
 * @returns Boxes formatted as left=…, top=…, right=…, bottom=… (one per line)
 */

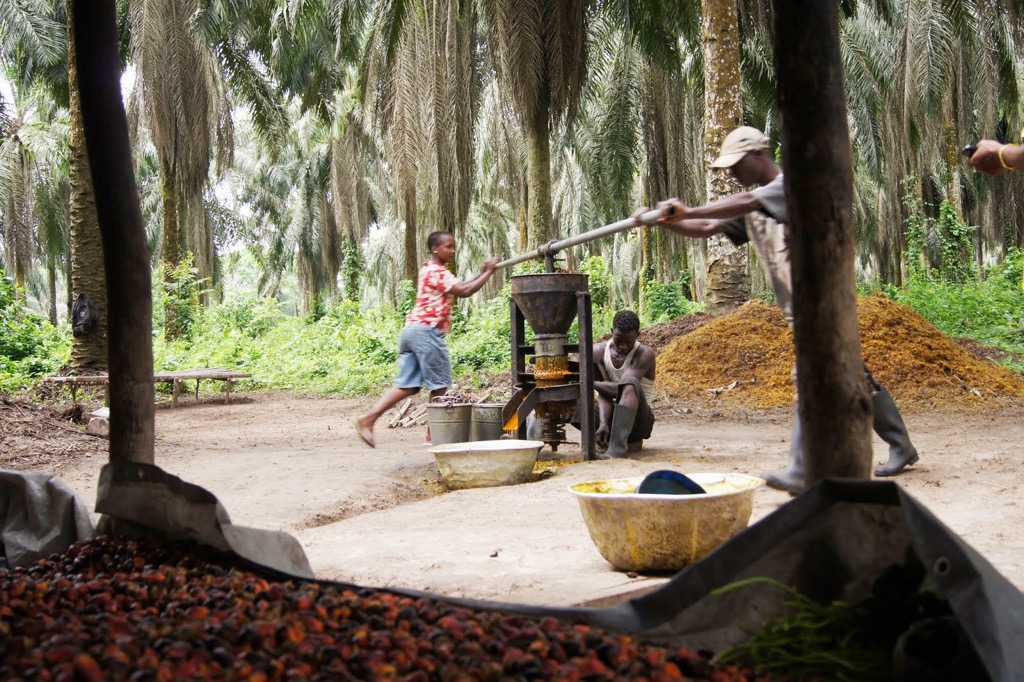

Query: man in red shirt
left=356, top=231, right=498, bottom=447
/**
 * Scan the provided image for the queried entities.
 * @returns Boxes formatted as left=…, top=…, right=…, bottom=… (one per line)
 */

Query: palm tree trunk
left=403, top=187, right=418, bottom=282
left=161, top=163, right=182, bottom=268
left=639, top=226, right=655, bottom=319
left=47, top=255, right=57, bottom=325
left=518, top=184, right=529, bottom=253
left=526, top=95, right=553, bottom=249
left=343, top=236, right=360, bottom=301
left=13, top=260, right=26, bottom=301
left=642, top=65, right=685, bottom=284
left=161, top=163, right=183, bottom=338
left=322, top=194, right=340, bottom=299
left=774, top=0, right=872, bottom=484
left=65, top=258, right=72, bottom=320
left=67, top=0, right=108, bottom=370
left=701, top=0, right=749, bottom=314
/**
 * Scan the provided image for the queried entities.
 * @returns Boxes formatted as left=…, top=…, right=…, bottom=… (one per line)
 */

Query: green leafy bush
left=993, top=247, right=1024, bottom=291
left=449, top=289, right=512, bottom=371
left=396, top=279, right=417, bottom=318
left=0, top=272, right=68, bottom=392
left=579, top=256, right=612, bottom=310
left=901, top=177, right=977, bottom=284
left=153, top=257, right=210, bottom=340
left=642, top=278, right=702, bottom=324
left=887, top=274, right=1024, bottom=360
left=936, top=201, right=976, bottom=284
left=206, top=295, right=285, bottom=339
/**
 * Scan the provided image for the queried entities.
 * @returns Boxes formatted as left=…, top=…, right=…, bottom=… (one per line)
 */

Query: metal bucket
left=470, top=403, right=506, bottom=442
left=426, top=403, right=472, bottom=445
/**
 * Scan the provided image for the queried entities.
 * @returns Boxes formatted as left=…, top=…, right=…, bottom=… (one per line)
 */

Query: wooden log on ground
left=388, top=398, right=412, bottom=428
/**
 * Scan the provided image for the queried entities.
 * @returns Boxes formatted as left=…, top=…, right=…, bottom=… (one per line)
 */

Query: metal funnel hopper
left=511, top=273, right=589, bottom=335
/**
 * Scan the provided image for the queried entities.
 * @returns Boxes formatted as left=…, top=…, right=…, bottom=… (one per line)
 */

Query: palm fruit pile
left=0, top=537, right=771, bottom=681
left=658, top=296, right=1024, bottom=409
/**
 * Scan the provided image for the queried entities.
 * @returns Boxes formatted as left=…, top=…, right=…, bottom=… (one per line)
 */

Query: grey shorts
left=394, top=324, right=452, bottom=391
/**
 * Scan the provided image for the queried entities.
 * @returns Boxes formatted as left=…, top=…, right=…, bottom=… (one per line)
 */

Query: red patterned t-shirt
left=406, top=261, right=460, bottom=333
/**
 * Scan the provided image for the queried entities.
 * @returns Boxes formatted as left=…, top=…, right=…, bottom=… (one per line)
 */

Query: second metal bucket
left=427, top=403, right=472, bottom=445
left=470, top=403, right=506, bottom=442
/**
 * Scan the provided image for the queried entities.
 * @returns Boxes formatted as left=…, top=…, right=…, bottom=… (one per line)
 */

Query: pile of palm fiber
left=658, top=294, right=1024, bottom=409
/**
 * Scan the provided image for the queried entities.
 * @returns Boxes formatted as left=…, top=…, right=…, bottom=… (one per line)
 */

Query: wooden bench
left=43, top=368, right=252, bottom=407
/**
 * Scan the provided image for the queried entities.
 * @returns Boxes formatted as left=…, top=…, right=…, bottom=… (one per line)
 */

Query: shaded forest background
left=2, top=0, right=1024, bottom=392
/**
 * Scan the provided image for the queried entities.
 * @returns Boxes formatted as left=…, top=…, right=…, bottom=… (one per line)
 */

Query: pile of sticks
left=388, top=399, right=428, bottom=429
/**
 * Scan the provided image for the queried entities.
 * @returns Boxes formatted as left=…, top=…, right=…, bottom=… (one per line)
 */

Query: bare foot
left=354, top=416, right=375, bottom=448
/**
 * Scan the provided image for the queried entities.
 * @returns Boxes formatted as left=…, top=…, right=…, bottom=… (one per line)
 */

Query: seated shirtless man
left=592, top=310, right=656, bottom=459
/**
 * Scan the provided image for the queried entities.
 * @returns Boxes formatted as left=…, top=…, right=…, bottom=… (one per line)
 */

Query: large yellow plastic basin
left=568, top=473, right=764, bottom=572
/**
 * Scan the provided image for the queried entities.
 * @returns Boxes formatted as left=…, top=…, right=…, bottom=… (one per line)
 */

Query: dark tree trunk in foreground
left=773, top=1, right=872, bottom=482
left=72, top=0, right=155, bottom=465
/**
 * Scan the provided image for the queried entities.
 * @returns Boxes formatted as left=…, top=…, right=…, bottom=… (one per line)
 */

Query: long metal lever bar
left=495, top=208, right=667, bottom=271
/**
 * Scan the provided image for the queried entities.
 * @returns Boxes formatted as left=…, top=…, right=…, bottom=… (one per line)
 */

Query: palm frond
left=0, top=0, right=65, bottom=81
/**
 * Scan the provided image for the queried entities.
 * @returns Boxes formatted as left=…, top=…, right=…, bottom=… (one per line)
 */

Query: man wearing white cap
left=636, top=126, right=919, bottom=493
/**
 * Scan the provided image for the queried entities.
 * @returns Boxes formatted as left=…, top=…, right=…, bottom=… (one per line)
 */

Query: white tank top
left=603, top=342, right=655, bottom=394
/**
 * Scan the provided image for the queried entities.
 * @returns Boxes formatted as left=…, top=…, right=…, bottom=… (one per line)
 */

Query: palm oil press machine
left=494, top=210, right=662, bottom=461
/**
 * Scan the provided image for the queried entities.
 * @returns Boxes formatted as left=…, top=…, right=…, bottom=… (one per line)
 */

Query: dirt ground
left=3, top=388, right=1022, bottom=608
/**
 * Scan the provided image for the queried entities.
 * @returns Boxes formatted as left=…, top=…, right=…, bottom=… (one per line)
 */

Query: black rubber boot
left=596, top=405, right=636, bottom=460
left=873, top=388, right=919, bottom=477
left=762, top=415, right=806, bottom=495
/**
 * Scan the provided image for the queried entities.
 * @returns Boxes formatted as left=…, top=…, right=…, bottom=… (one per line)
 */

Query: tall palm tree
left=224, top=108, right=302, bottom=301
left=127, top=0, right=286, bottom=333
left=0, top=94, right=37, bottom=297
left=2, top=0, right=95, bottom=363
left=836, top=0, right=1024, bottom=283
left=36, top=162, right=69, bottom=325
left=233, top=0, right=374, bottom=305
left=479, top=0, right=589, bottom=250
left=559, top=5, right=696, bottom=311
left=0, top=82, right=67, bottom=308
left=639, top=61, right=690, bottom=285
left=330, top=74, right=378, bottom=301
left=128, top=0, right=229, bottom=319
left=465, top=77, right=522, bottom=292
left=363, top=0, right=482, bottom=280
left=289, top=110, right=339, bottom=311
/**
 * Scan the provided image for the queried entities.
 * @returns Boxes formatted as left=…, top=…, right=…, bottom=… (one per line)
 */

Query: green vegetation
left=3, top=250, right=1023, bottom=398
left=713, top=577, right=891, bottom=681
left=146, top=256, right=664, bottom=397
left=886, top=179, right=1024, bottom=370
left=643, top=278, right=701, bottom=323
left=0, top=271, right=69, bottom=392
left=887, top=263, right=1024, bottom=370
left=713, top=560, right=978, bottom=681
